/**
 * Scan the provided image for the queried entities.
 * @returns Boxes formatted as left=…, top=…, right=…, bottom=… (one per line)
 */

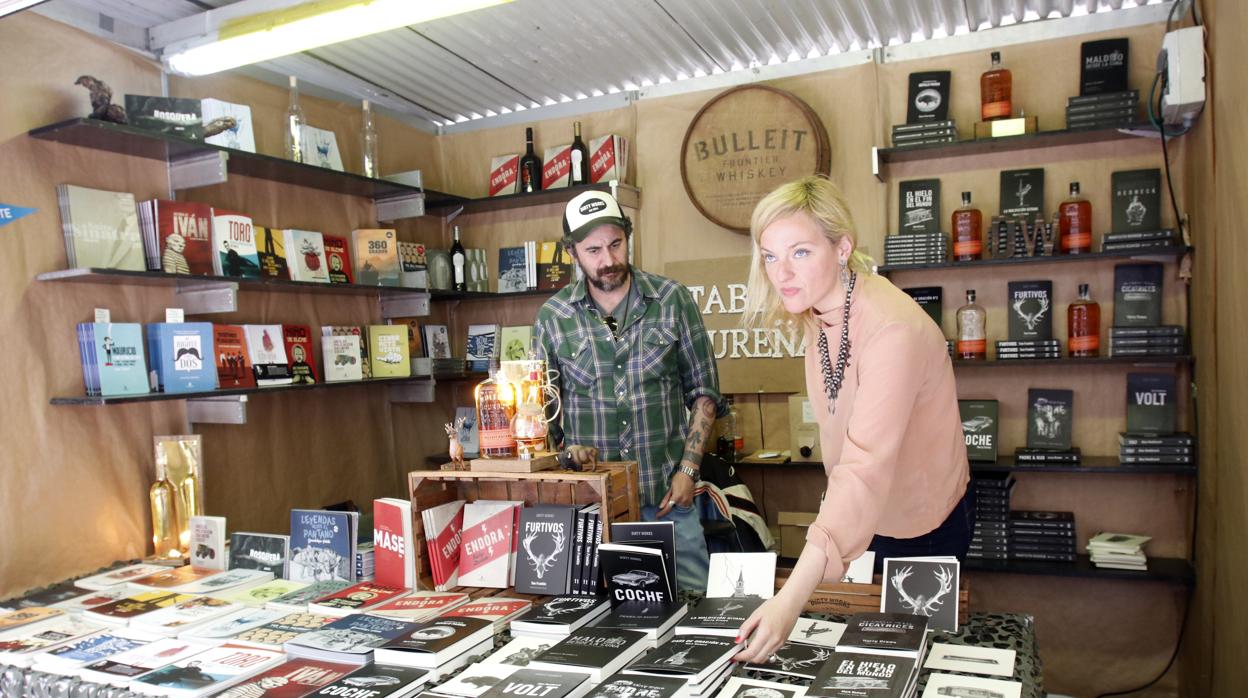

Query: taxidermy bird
left=74, top=75, right=127, bottom=123
left=203, top=116, right=238, bottom=138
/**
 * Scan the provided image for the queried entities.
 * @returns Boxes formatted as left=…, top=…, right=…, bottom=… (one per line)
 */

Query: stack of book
left=438, top=597, right=533, bottom=632
left=1066, top=90, right=1139, bottom=130
left=372, top=616, right=496, bottom=682
left=1101, top=229, right=1179, bottom=253
left=433, top=358, right=469, bottom=379
left=1119, top=432, right=1195, bottom=467
left=808, top=613, right=928, bottom=698
left=674, top=597, right=763, bottom=638
left=968, top=473, right=1014, bottom=561
left=622, top=634, right=741, bottom=696
left=883, top=233, right=947, bottom=267
left=1010, top=511, right=1077, bottom=563
left=355, top=544, right=375, bottom=582
left=284, top=613, right=419, bottom=665
left=891, top=120, right=958, bottom=148
left=1087, top=532, right=1152, bottom=571
left=529, top=628, right=650, bottom=685
left=1109, top=326, right=1186, bottom=357
left=1014, top=447, right=1082, bottom=466
left=995, top=339, right=1061, bottom=361
left=511, top=597, right=611, bottom=639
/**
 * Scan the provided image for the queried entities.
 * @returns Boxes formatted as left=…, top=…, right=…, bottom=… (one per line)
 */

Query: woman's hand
left=732, top=591, right=805, bottom=663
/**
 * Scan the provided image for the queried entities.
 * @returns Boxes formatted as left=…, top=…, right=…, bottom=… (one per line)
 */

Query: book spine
left=1119, top=454, right=1194, bottom=464
left=1101, top=229, right=1175, bottom=243
left=571, top=509, right=586, bottom=596
left=1101, top=240, right=1180, bottom=252
left=587, top=512, right=603, bottom=595
left=1068, top=90, right=1139, bottom=106
left=1110, top=326, right=1184, bottom=337
left=1010, top=551, right=1076, bottom=562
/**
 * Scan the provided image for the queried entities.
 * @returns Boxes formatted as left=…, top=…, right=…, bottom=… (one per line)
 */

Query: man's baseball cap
left=563, top=190, right=631, bottom=243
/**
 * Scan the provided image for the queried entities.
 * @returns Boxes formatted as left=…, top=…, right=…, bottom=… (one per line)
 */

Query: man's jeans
left=641, top=503, right=710, bottom=594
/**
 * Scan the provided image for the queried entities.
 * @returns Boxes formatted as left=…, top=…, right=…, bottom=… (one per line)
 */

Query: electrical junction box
left=1162, top=25, right=1206, bottom=126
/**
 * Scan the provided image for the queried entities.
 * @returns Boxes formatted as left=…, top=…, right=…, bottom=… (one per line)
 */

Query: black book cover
left=743, top=642, right=834, bottom=679
left=678, top=597, right=763, bottom=633
left=1109, top=324, right=1183, bottom=336
left=1011, top=511, right=1076, bottom=528
left=1126, top=373, right=1178, bottom=436
left=898, top=179, right=941, bottom=235
left=627, top=635, right=739, bottom=676
left=1026, top=388, right=1074, bottom=451
left=999, top=168, right=1045, bottom=219
left=482, top=669, right=588, bottom=698
left=594, top=601, right=685, bottom=631
left=381, top=616, right=490, bottom=653
left=515, top=596, right=607, bottom=627
left=570, top=508, right=586, bottom=596
left=1119, top=432, right=1193, bottom=446
left=1120, top=445, right=1192, bottom=456
left=533, top=628, right=646, bottom=670
left=1081, top=38, right=1130, bottom=96
left=892, top=120, right=954, bottom=134
left=902, top=287, right=943, bottom=333
left=585, top=511, right=603, bottom=596
left=310, top=663, right=429, bottom=697
left=608, top=524, right=675, bottom=590
left=807, top=651, right=916, bottom=698
left=1012, top=551, right=1076, bottom=561
left=881, top=558, right=959, bottom=632
left=583, top=675, right=688, bottom=698
left=1070, top=89, right=1139, bottom=106
left=1111, top=169, right=1162, bottom=233
left=228, top=532, right=287, bottom=576
left=1007, top=280, right=1054, bottom=341
left=836, top=613, right=928, bottom=655
left=599, top=545, right=672, bottom=607
left=515, top=505, right=578, bottom=596
left=959, top=400, right=999, bottom=463
left=123, top=95, right=203, bottom=139
left=906, top=71, right=951, bottom=124
left=1113, top=263, right=1164, bottom=327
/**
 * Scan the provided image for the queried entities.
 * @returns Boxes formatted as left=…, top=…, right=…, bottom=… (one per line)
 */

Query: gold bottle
left=149, top=461, right=182, bottom=559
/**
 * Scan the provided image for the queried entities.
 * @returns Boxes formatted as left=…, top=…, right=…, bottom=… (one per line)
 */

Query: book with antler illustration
left=1006, top=280, right=1054, bottom=341
left=880, top=556, right=961, bottom=633
left=514, top=505, right=578, bottom=596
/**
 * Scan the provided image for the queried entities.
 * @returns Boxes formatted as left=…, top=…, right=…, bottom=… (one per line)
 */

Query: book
left=0, top=615, right=106, bottom=667
left=537, top=241, right=574, bottom=291
left=83, top=591, right=194, bottom=627
left=200, top=99, right=255, bottom=152
left=920, top=673, right=1022, bottom=698
left=50, top=588, right=131, bottom=613
left=208, top=657, right=354, bottom=697
left=78, top=322, right=150, bottom=396
left=284, top=614, right=418, bottom=665
left=219, top=580, right=306, bottom=608
left=322, top=235, right=354, bottom=284
left=352, top=229, right=401, bottom=286
left=131, top=596, right=241, bottom=637
left=1007, top=280, right=1053, bottom=341
left=515, top=505, right=579, bottom=596
left=424, top=325, right=452, bottom=360
left=372, top=616, right=493, bottom=669
left=466, top=324, right=500, bottom=373
left=422, top=500, right=466, bottom=591
left=211, top=210, right=261, bottom=278
left=74, top=564, right=167, bottom=591
left=77, top=637, right=208, bottom=685
left=309, top=582, right=407, bottom=618
left=130, top=566, right=225, bottom=591
left=229, top=533, right=290, bottom=577
left=457, top=501, right=520, bottom=588
left=498, top=247, right=530, bottom=293
left=744, top=641, right=836, bottom=680
left=244, top=324, right=294, bottom=386
left=1111, top=169, right=1162, bottom=233
left=1126, top=372, right=1177, bottom=435
left=31, top=627, right=155, bottom=675
left=130, top=643, right=284, bottom=697
left=227, top=612, right=338, bottom=652
left=370, top=324, right=411, bottom=378
left=144, top=200, right=215, bottom=275
left=125, top=95, right=202, bottom=138
left=1010, top=511, right=1076, bottom=529
left=322, top=334, right=364, bottom=382
left=999, top=169, right=1045, bottom=219
left=880, top=557, right=960, bottom=632
left=147, top=322, right=218, bottom=393
left=213, top=325, right=256, bottom=389
left=1081, top=38, right=1130, bottom=96
left=290, top=509, right=359, bottom=583
left=807, top=651, right=916, bottom=698
left=391, top=317, right=426, bottom=360
left=905, top=71, right=951, bottom=124
left=582, top=675, right=687, bottom=698
left=902, top=287, right=943, bottom=333
left=721, top=678, right=807, bottom=698
left=959, top=400, right=1000, bottom=462
left=1026, top=388, right=1074, bottom=451
left=1114, top=263, right=1164, bottom=327
left=510, top=597, right=611, bottom=638
left=265, top=581, right=351, bottom=614
left=590, top=601, right=687, bottom=642
left=301, top=125, right=343, bottom=171
left=528, top=628, right=649, bottom=683
left=500, top=325, right=534, bottom=361
left=309, top=663, right=431, bottom=697
left=608, top=522, right=677, bottom=595
left=255, top=226, right=289, bottom=279
left=480, top=668, right=593, bottom=698
left=370, top=592, right=470, bottom=623
left=674, top=597, right=762, bottom=637
left=430, top=663, right=521, bottom=697
left=836, top=613, right=929, bottom=657
left=898, top=179, right=940, bottom=235
left=624, top=634, right=740, bottom=684
left=283, top=230, right=330, bottom=283
left=789, top=618, right=847, bottom=648
left=180, top=569, right=274, bottom=595
left=706, top=553, right=776, bottom=599
left=599, top=544, right=673, bottom=607
left=175, top=608, right=285, bottom=644
left=189, top=515, right=227, bottom=570
left=399, top=240, right=428, bottom=288
left=490, top=155, right=521, bottom=197
left=374, top=497, right=417, bottom=590
left=56, top=185, right=145, bottom=270
left=438, top=598, right=533, bottom=630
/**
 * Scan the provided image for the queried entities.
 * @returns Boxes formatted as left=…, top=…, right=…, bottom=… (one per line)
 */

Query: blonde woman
left=733, top=176, right=971, bottom=663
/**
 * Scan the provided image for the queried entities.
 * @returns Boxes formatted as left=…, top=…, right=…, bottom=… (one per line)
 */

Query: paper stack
left=1087, top=532, right=1151, bottom=571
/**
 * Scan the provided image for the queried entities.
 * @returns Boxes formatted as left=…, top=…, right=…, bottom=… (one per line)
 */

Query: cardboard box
left=788, top=395, right=822, bottom=462
left=973, top=115, right=1038, bottom=139
left=778, top=511, right=817, bottom=559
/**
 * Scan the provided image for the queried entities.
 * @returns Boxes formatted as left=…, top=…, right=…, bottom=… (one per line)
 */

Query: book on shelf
left=500, top=325, right=534, bottom=361
left=905, top=71, right=951, bottom=124
left=208, top=656, right=354, bottom=696
left=255, top=226, right=289, bottom=279
left=321, top=333, right=363, bottom=383
left=351, top=229, right=401, bottom=287
left=369, top=324, right=412, bottom=379
left=282, top=230, right=330, bottom=283
left=489, top=154, right=520, bottom=197
left=200, top=99, right=255, bottom=152
left=674, top=597, right=763, bottom=637
left=213, top=325, right=256, bottom=389
left=807, top=650, right=917, bottom=698
left=316, top=234, right=353, bottom=285
left=836, top=612, right=929, bottom=658
left=528, top=628, right=649, bottom=683
left=424, top=324, right=452, bottom=360
left=1026, top=388, right=1074, bottom=451
left=211, top=210, right=261, bottom=278
left=453, top=406, right=480, bottom=459
left=371, top=616, right=493, bottom=670
left=56, top=184, right=145, bottom=271
left=308, top=663, right=432, bottom=697
left=510, top=597, right=611, bottom=638
left=538, top=241, right=574, bottom=291
left=457, top=501, right=521, bottom=588
left=1125, top=372, right=1177, bottom=436
left=542, top=144, right=573, bottom=190
left=1010, top=511, right=1075, bottom=530
left=599, top=543, right=673, bottom=607
left=880, top=556, right=960, bottom=632
left=289, top=509, right=359, bottom=583
left=902, top=287, right=943, bottom=333
left=959, top=400, right=999, bottom=462
left=398, top=240, right=428, bottom=289
left=308, top=581, right=407, bottom=618
left=129, top=643, right=284, bottom=697
left=1014, top=447, right=1081, bottom=464
left=898, top=179, right=941, bottom=235
left=1111, top=169, right=1163, bottom=233
left=189, top=515, right=227, bottom=570
left=422, top=500, right=466, bottom=591
left=705, top=552, right=776, bottom=599
left=373, top=497, right=416, bottom=590
left=1080, top=38, right=1130, bottom=96
left=284, top=614, right=417, bottom=665
left=77, top=637, right=208, bottom=686
left=499, top=246, right=530, bottom=293
left=77, top=322, right=150, bottom=397
left=245, top=324, right=293, bottom=386
left=139, top=199, right=214, bottom=275
left=999, top=168, right=1045, bottom=220
left=390, top=317, right=426, bottom=359
left=280, top=324, right=319, bottom=385
left=514, top=505, right=579, bottom=596
left=588, top=135, right=629, bottom=184
left=146, top=322, right=218, bottom=393
left=466, top=324, right=500, bottom=373
left=124, top=94, right=202, bottom=138
left=1006, top=280, right=1053, bottom=341
left=1113, top=263, right=1164, bottom=327
left=323, top=326, right=371, bottom=378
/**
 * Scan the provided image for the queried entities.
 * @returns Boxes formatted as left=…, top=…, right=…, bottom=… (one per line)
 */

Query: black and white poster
left=744, top=642, right=835, bottom=680
left=906, top=71, right=951, bottom=124
left=706, top=553, right=776, bottom=598
left=881, top=557, right=961, bottom=632
left=1026, top=388, right=1074, bottom=451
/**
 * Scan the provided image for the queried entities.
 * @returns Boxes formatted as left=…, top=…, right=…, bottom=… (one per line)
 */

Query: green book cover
left=368, top=325, right=410, bottom=378
left=959, top=400, right=999, bottom=462
left=499, top=325, right=533, bottom=360
left=1125, top=373, right=1177, bottom=436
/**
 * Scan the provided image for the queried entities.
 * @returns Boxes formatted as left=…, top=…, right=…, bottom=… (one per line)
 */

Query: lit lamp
left=474, top=360, right=518, bottom=458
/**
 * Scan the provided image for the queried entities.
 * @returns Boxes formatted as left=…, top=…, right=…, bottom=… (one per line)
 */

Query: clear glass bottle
left=149, top=461, right=182, bottom=559
left=570, top=121, right=590, bottom=186
left=476, top=362, right=518, bottom=458
left=980, top=51, right=1013, bottom=121
left=451, top=226, right=467, bottom=293
left=956, top=289, right=987, bottom=360
left=177, top=465, right=200, bottom=552
left=1067, top=283, right=1102, bottom=357
left=284, top=76, right=305, bottom=163
left=952, top=191, right=983, bottom=261
left=1059, top=181, right=1093, bottom=254
left=361, top=99, right=380, bottom=178
left=518, top=127, right=542, bottom=193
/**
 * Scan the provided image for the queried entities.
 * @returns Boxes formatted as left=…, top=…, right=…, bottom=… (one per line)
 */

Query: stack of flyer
left=1087, top=532, right=1151, bottom=570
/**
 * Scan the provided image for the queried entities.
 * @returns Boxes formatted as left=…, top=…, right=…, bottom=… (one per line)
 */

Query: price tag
left=165, top=308, right=185, bottom=323
left=93, top=308, right=111, bottom=324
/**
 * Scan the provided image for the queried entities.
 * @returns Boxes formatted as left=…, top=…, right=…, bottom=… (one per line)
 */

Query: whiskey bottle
left=956, top=289, right=987, bottom=360
left=149, top=462, right=182, bottom=559
left=570, top=121, right=590, bottom=186
left=1067, top=283, right=1101, bottom=357
left=980, top=51, right=1012, bottom=121
left=952, top=191, right=983, bottom=261
left=1059, top=182, right=1093, bottom=254
left=475, top=362, right=518, bottom=458
left=284, top=76, right=305, bottom=162
left=518, top=127, right=542, bottom=193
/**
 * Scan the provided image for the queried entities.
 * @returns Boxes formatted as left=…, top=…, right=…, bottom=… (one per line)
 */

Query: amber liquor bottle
left=1059, top=182, right=1093, bottom=254
left=1067, top=283, right=1101, bottom=357
left=956, top=290, right=987, bottom=360
left=952, top=192, right=983, bottom=261
left=980, top=51, right=1012, bottom=121
left=475, top=362, right=517, bottom=458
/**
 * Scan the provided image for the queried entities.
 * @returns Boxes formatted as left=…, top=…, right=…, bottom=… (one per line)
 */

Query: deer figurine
left=444, top=417, right=467, bottom=470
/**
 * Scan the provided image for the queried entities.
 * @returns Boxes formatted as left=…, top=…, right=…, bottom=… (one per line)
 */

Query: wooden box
left=778, top=511, right=817, bottom=558
left=407, top=462, right=641, bottom=584
left=776, top=570, right=970, bottom=626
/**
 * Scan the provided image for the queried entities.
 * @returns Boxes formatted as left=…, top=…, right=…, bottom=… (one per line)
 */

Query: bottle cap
left=288, top=75, right=297, bottom=88
left=961, top=191, right=972, bottom=205
left=967, top=289, right=976, bottom=301
left=1070, top=181, right=1081, bottom=195
left=1079, top=283, right=1089, bottom=296
left=525, top=127, right=534, bottom=140
left=991, top=51, right=1000, bottom=63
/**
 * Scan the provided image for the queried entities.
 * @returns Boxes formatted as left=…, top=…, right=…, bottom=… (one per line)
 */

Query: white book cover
left=52, top=587, right=132, bottom=613
left=720, top=677, right=807, bottom=698
left=923, top=643, right=1017, bottom=678
left=177, top=609, right=287, bottom=646
left=301, top=125, right=344, bottom=171
left=129, top=643, right=283, bottom=697
left=321, top=334, right=364, bottom=382
left=921, top=673, right=1022, bottom=698
left=30, top=627, right=158, bottom=676
left=180, top=569, right=274, bottom=596
left=282, top=229, right=330, bottom=283
left=189, top=516, right=227, bottom=570
left=77, top=637, right=209, bottom=686
left=881, top=556, right=960, bottom=633
left=431, top=662, right=519, bottom=698
left=0, top=616, right=106, bottom=668
left=217, top=580, right=308, bottom=609
left=210, top=212, right=260, bottom=278
left=75, top=564, right=167, bottom=591
left=706, top=553, right=776, bottom=599
left=841, top=551, right=875, bottom=584
left=457, top=501, right=521, bottom=589
left=788, top=618, right=846, bottom=649
left=131, top=597, right=241, bottom=637
left=201, top=99, right=256, bottom=152
left=243, top=325, right=292, bottom=386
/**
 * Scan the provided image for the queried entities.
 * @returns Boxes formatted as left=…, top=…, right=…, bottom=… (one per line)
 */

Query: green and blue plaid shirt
left=534, top=268, right=726, bottom=506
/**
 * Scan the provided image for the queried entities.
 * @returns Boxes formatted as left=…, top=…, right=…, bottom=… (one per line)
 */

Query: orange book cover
left=213, top=324, right=256, bottom=388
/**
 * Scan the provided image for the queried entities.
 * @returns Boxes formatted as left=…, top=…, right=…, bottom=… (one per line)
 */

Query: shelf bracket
left=187, top=395, right=247, bottom=424
left=379, top=291, right=431, bottom=319
left=374, top=192, right=426, bottom=221
left=169, top=150, right=229, bottom=190
left=871, top=146, right=883, bottom=182
left=388, top=379, right=436, bottom=403
left=175, top=280, right=238, bottom=314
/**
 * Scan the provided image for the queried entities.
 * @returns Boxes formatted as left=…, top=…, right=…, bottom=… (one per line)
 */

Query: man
left=534, top=190, right=725, bottom=592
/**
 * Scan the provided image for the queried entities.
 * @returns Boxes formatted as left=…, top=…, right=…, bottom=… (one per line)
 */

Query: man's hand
left=657, top=466, right=697, bottom=517
left=564, top=445, right=598, bottom=469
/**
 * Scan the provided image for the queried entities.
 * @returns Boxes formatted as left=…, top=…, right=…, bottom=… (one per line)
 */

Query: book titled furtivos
left=289, top=509, right=359, bottom=583
left=510, top=597, right=611, bottom=638
left=1026, top=388, right=1074, bottom=451
left=528, top=628, right=649, bottom=683
left=881, top=557, right=961, bottom=632
left=1006, top=281, right=1053, bottom=341
left=898, top=179, right=941, bottom=235
left=515, top=505, right=579, bottom=596
left=958, top=400, right=1000, bottom=463
left=598, top=543, right=673, bottom=607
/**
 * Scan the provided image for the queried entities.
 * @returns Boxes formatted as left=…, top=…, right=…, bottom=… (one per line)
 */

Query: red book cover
left=371, top=592, right=469, bottom=619
left=541, top=144, right=571, bottom=190
left=213, top=324, right=255, bottom=389
left=440, top=598, right=531, bottom=621
left=282, top=324, right=318, bottom=385
left=309, top=581, right=407, bottom=614
left=211, top=658, right=354, bottom=697
left=156, top=200, right=214, bottom=275
left=489, top=155, right=520, bottom=197
left=373, top=499, right=411, bottom=589
left=458, top=503, right=518, bottom=587
left=425, top=502, right=465, bottom=590
left=322, top=235, right=353, bottom=284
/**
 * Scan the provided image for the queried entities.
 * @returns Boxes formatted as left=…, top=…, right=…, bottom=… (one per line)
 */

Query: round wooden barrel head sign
left=681, top=85, right=831, bottom=233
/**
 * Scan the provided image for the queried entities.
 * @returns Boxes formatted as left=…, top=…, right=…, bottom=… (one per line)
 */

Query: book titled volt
left=515, top=505, right=578, bottom=596
left=906, top=71, right=951, bottom=124
left=124, top=95, right=203, bottom=139
left=898, top=179, right=941, bottom=235
left=1126, top=373, right=1177, bottom=435
left=1007, top=281, right=1053, bottom=341
left=1026, top=388, right=1074, bottom=451
left=959, top=400, right=1000, bottom=463
left=1111, top=169, right=1162, bottom=233
left=1114, top=263, right=1164, bottom=327
left=1081, top=38, right=1130, bottom=96
left=807, top=650, right=916, bottom=698
left=675, top=597, right=763, bottom=637
left=289, top=509, right=358, bottom=583
left=999, top=169, right=1045, bottom=220
left=480, top=668, right=593, bottom=698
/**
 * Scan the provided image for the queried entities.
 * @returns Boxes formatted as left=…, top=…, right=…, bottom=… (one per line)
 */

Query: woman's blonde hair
left=741, top=175, right=875, bottom=331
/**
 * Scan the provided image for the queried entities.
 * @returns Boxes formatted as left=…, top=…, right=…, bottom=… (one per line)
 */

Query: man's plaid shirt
left=534, top=268, right=726, bottom=506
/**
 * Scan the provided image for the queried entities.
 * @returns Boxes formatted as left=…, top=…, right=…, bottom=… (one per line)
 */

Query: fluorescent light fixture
left=0, top=0, right=45, bottom=18
left=164, top=0, right=510, bottom=76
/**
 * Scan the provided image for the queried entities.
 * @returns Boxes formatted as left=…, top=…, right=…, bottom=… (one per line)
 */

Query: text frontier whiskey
left=952, top=191, right=983, bottom=261
left=957, top=290, right=987, bottom=360
left=1067, top=283, right=1102, bottom=357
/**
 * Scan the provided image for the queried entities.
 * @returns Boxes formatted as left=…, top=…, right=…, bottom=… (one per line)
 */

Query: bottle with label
left=1067, top=283, right=1101, bottom=357
left=570, top=122, right=590, bottom=186
left=361, top=99, right=380, bottom=178
left=475, top=361, right=517, bottom=458
left=451, top=226, right=467, bottom=292
left=519, top=127, right=543, bottom=193
left=284, top=76, right=305, bottom=162
left=150, top=461, right=182, bottom=559
left=980, top=51, right=1012, bottom=121
left=1059, top=182, right=1093, bottom=254
left=956, top=289, right=987, bottom=360
left=952, top=191, right=983, bottom=261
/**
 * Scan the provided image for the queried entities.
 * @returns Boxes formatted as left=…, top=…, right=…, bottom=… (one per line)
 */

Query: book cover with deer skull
left=881, top=557, right=961, bottom=633
left=1006, top=280, right=1054, bottom=341
left=514, top=505, right=578, bottom=596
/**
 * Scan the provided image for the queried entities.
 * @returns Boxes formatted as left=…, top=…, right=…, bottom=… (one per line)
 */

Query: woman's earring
left=840, top=257, right=850, bottom=288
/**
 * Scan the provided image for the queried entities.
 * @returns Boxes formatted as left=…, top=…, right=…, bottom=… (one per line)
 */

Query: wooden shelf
left=874, top=122, right=1160, bottom=171
left=761, top=456, right=1195, bottom=475
left=952, top=355, right=1192, bottom=368
left=965, top=554, right=1194, bottom=585
left=430, top=288, right=555, bottom=302
left=879, top=245, right=1188, bottom=273
left=51, top=375, right=432, bottom=405
left=36, top=267, right=437, bottom=297
left=434, top=182, right=641, bottom=216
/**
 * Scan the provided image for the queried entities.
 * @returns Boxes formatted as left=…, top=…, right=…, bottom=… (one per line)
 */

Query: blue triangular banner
left=0, top=204, right=35, bottom=228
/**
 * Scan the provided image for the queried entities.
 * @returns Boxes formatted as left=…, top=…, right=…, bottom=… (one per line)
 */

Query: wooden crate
left=776, top=570, right=970, bottom=626
left=408, top=462, right=640, bottom=584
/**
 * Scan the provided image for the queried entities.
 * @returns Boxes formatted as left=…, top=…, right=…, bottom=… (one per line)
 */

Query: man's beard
left=581, top=261, right=630, bottom=292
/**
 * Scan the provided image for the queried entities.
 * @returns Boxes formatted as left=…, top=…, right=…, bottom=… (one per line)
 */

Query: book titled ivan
left=458, top=501, right=521, bottom=588
left=211, top=210, right=261, bottom=278
left=289, top=509, right=359, bottom=583
left=140, top=200, right=215, bottom=275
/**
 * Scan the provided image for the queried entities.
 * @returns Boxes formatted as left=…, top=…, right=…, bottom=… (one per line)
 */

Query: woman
left=734, top=176, right=972, bottom=663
